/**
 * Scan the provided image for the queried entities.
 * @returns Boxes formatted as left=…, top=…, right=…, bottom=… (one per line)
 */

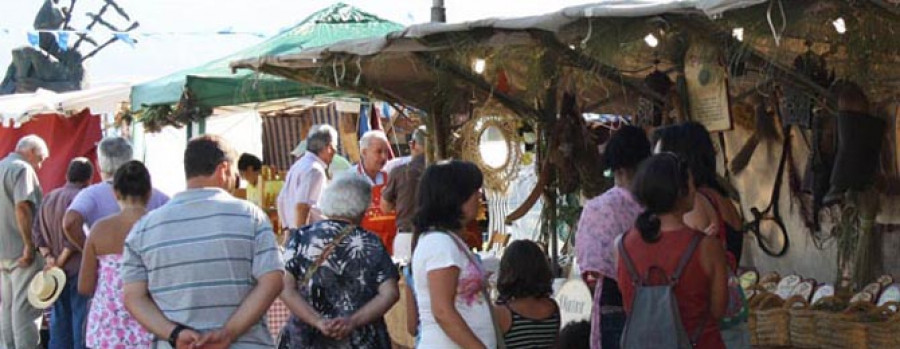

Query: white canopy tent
left=0, top=83, right=129, bottom=127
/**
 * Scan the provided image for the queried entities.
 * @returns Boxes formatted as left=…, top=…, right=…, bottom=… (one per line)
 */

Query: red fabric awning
left=0, top=109, right=102, bottom=191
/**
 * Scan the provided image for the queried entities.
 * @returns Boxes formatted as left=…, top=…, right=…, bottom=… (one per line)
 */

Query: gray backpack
left=618, top=232, right=706, bottom=349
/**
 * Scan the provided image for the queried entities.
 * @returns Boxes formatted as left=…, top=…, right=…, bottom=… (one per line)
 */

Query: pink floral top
left=575, top=187, right=643, bottom=349
left=86, top=254, right=153, bottom=349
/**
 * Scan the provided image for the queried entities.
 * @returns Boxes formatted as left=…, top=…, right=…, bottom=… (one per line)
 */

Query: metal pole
left=431, top=0, right=446, bottom=23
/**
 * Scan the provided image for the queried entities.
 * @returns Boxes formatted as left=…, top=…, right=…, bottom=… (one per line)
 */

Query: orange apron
left=359, top=169, right=397, bottom=255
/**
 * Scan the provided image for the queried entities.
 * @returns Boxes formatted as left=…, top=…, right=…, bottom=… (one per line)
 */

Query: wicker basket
left=816, top=302, right=874, bottom=349
left=866, top=302, right=900, bottom=349
left=748, top=307, right=758, bottom=346
left=752, top=293, right=790, bottom=347
left=788, top=297, right=819, bottom=348
left=746, top=286, right=767, bottom=346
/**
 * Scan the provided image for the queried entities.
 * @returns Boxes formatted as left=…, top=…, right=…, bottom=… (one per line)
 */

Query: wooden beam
left=869, top=0, right=900, bottom=19
left=414, top=52, right=543, bottom=120
left=671, top=17, right=838, bottom=112
left=535, top=32, right=668, bottom=105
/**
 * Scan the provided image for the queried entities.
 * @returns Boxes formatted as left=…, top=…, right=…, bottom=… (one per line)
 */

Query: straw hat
left=27, top=267, right=66, bottom=309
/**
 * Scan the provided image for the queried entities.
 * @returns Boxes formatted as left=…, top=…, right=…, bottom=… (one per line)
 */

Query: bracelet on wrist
left=168, top=323, right=192, bottom=347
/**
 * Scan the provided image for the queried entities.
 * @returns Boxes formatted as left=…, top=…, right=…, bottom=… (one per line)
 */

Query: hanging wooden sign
left=684, top=41, right=733, bottom=132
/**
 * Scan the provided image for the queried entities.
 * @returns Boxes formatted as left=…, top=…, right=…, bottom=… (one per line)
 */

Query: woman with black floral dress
left=278, top=173, right=399, bottom=349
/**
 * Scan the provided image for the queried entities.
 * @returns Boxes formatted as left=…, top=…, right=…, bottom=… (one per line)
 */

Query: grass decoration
left=135, top=90, right=213, bottom=132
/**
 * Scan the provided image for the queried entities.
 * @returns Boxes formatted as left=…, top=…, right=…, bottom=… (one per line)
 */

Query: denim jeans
left=601, top=311, right=626, bottom=349
left=49, top=274, right=89, bottom=349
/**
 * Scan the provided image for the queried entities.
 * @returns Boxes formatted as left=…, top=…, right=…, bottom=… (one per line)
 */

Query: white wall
left=724, top=126, right=838, bottom=282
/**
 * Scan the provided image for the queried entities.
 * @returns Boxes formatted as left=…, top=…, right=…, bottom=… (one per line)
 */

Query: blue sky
left=1, top=0, right=592, bottom=85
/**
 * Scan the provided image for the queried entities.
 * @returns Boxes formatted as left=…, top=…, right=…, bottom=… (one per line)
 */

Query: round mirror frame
left=460, top=107, right=523, bottom=193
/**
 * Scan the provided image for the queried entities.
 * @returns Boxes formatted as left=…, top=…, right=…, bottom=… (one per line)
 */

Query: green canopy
left=130, top=3, right=403, bottom=111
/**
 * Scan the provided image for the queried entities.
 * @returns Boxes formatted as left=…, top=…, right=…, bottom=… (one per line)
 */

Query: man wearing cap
left=277, top=124, right=338, bottom=229
left=0, top=135, right=48, bottom=349
left=33, top=157, right=94, bottom=349
left=382, top=126, right=427, bottom=259
left=353, top=130, right=397, bottom=253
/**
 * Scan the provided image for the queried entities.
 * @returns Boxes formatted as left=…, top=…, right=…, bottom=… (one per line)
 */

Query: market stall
left=233, top=0, right=900, bottom=346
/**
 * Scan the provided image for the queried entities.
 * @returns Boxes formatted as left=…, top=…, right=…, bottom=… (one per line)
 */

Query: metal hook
left=353, top=56, right=362, bottom=86
left=332, top=60, right=340, bottom=87
left=580, top=9, right=594, bottom=49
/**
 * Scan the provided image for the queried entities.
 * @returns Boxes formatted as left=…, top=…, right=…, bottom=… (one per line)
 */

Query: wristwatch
left=168, top=323, right=191, bottom=347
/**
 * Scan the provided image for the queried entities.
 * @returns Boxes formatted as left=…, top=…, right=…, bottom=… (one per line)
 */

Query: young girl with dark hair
left=494, top=240, right=560, bottom=348
left=617, top=153, right=729, bottom=349
left=411, top=160, right=496, bottom=348
left=78, top=161, right=154, bottom=348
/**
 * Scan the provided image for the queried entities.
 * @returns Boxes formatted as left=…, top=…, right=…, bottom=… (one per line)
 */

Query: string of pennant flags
left=2, top=28, right=268, bottom=52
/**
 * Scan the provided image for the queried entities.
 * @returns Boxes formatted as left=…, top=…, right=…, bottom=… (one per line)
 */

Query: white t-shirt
left=412, top=232, right=496, bottom=348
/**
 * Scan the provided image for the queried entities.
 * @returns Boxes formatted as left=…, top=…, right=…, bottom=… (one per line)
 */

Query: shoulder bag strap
left=669, top=232, right=709, bottom=347
left=671, top=233, right=704, bottom=283
left=300, top=224, right=357, bottom=287
left=697, top=189, right=725, bottom=223
left=435, top=230, right=507, bottom=349
left=616, top=231, right=644, bottom=285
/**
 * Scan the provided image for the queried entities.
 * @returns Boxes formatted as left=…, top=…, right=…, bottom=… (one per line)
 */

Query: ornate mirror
left=461, top=104, right=523, bottom=236
left=461, top=107, right=522, bottom=193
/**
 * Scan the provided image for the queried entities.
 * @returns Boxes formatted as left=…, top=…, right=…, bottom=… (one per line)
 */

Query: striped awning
left=262, top=103, right=346, bottom=171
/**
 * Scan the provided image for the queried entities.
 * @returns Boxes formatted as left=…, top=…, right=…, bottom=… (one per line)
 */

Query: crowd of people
left=576, top=122, right=746, bottom=349
left=0, top=120, right=743, bottom=349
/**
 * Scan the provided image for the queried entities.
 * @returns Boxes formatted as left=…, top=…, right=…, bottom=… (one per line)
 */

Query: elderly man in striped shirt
left=122, top=135, right=283, bottom=348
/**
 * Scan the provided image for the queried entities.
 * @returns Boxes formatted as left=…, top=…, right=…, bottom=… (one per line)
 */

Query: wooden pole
left=537, top=50, right=562, bottom=276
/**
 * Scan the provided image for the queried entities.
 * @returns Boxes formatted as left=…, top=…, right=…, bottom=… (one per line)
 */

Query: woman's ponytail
left=635, top=210, right=662, bottom=243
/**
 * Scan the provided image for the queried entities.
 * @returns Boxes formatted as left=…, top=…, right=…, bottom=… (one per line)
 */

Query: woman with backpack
left=617, top=153, right=729, bottom=349
left=655, top=122, right=751, bottom=348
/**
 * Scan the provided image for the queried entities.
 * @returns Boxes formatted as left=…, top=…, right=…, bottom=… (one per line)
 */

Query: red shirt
left=617, top=228, right=725, bottom=349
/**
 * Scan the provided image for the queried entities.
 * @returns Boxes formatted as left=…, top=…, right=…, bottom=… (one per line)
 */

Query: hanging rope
left=353, top=56, right=363, bottom=86
left=766, top=0, right=787, bottom=46
left=580, top=10, right=594, bottom=49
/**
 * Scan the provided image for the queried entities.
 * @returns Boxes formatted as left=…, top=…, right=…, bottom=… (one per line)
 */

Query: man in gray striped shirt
left=123, top=135, right=283, bottom=348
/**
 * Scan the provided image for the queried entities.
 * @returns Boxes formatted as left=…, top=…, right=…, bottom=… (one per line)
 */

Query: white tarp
left=232, top=0, right=767, bottom=69
left=206, top=110, right=264, bottom=162
left=572, top=0, right=765, bottom=18
left=0, top=83, right=129, bottom=126
left=134, top=122, right=187, bottom=197
left=134, top=109, right=264, bottom=197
